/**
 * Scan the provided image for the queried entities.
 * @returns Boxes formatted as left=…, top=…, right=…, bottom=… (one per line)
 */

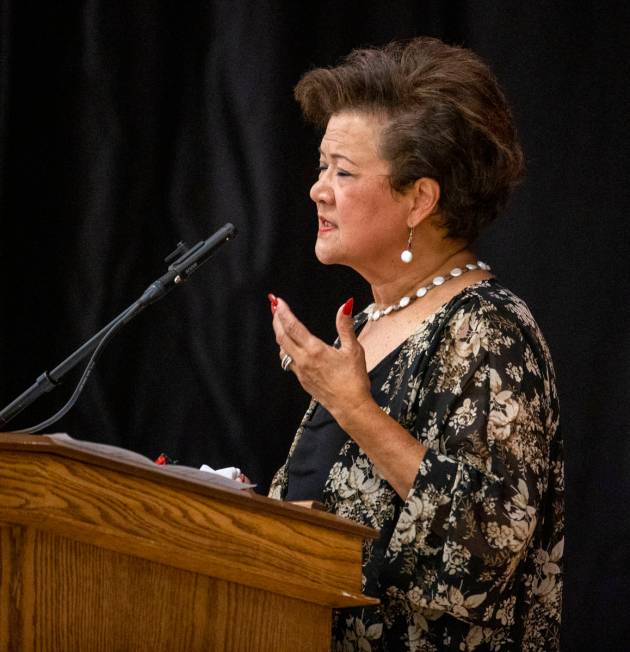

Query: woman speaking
left=268, top=37, right=563, bottom=651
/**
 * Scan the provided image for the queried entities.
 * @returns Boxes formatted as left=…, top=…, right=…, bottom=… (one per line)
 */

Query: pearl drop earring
left=401, top=227, right=414, bottom=264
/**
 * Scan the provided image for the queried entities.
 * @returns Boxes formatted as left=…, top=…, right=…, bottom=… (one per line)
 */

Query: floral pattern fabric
left=269, top=281, right=564, bottom=651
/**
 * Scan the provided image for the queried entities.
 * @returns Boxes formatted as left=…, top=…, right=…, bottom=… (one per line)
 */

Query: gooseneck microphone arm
left=0, top=222, right=238, bottom=430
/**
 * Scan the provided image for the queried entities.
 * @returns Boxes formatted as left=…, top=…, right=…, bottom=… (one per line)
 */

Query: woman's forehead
left=320, top=112, right=384, bottom=161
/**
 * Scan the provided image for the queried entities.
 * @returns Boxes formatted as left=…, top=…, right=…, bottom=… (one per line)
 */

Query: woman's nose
left=310, top=176, right=333, bottom=205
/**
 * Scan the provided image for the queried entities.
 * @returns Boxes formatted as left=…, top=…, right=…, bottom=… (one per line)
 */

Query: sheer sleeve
left=382, top=299, right=561, bottom=628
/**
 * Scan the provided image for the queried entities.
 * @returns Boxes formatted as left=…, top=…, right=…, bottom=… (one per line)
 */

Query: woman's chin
left=314, top=240, right=340, bottom=265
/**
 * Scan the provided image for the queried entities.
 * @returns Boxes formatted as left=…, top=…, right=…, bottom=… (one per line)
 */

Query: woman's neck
left=369, top=246, right=475, bottom=308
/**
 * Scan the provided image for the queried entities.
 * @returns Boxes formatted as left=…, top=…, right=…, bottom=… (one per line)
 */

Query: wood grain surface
left=0, top=434, right=378, bottom=651
left=0, top=450, right=376, bottom=608
left=1, top=525, right=332, bottom=651
left=0, top=433, right=376, bottom=539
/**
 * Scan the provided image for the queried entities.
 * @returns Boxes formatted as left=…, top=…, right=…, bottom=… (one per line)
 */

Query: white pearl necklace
left=365, top=261, right=491, bottom=322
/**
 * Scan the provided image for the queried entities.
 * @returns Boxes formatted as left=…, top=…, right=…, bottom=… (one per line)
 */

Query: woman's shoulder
left=444, top=279, right=542, bottom=336
left=438, top=279, right=556, bottom=374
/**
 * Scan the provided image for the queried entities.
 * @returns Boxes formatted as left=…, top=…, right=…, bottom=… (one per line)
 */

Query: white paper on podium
left=199, top=464, right=241, bottom=480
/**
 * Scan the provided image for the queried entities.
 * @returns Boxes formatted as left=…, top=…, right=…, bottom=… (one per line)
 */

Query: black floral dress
left=269, top=280, right=564, bottom=651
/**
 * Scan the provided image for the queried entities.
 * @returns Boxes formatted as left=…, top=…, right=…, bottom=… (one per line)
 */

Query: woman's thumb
left=335, top=297, right=356, bottom=347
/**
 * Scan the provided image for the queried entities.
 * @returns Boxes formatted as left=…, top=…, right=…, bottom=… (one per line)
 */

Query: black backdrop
left=1, top=2, right=629, bottom=649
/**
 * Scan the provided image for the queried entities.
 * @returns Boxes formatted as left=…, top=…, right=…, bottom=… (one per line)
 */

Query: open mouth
left=318, top=216, right=337, bottom=230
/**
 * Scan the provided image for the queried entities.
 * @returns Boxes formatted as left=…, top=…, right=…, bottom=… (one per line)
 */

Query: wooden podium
left=0, top=433, right=377, bottom=651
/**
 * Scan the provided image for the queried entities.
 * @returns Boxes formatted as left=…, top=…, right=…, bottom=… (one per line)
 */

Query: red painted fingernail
left=267, top=293, right=278, bottom=314
left=342, top=297, right=354, bottom=316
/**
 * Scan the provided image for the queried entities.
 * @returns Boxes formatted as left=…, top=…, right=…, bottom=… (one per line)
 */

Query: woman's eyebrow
left=318, top=147, right=358, bottom=166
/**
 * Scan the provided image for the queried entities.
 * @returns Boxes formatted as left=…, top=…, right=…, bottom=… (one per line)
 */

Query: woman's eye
left=316, top=164, right=352, bottom=178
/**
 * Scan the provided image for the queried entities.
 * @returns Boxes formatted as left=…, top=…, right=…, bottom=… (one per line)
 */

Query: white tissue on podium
left=199, top=464, right=241, bottom=480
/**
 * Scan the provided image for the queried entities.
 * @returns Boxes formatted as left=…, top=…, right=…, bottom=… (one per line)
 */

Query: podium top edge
left=0, top=432, right=378, bottom=540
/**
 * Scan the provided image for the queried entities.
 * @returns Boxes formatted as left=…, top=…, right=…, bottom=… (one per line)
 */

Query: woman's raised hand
left=269, top=295, right=372, bottom=419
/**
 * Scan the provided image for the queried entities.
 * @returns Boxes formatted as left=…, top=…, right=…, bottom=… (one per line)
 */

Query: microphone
left=137, top=222, right=237, bottom=307
left=0, top=222, right=238, bottom=430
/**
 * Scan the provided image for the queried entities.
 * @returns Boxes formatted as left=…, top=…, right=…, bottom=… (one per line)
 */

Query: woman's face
left=310, top=111, right=411, bottom=277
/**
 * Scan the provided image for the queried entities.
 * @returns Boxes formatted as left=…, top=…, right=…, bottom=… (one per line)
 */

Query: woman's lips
left=318, top=216, right=337, bottom=232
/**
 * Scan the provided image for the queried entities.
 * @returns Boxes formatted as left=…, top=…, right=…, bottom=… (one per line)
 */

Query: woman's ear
left=408, top=177, right=441, bottom=228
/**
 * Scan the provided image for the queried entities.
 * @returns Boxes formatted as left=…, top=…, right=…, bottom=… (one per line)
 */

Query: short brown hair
left=294, top=37, right=524, bottom=243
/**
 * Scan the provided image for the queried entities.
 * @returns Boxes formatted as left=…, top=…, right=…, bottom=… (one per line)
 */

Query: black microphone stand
left=0, top=222, right=237, bottom=430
